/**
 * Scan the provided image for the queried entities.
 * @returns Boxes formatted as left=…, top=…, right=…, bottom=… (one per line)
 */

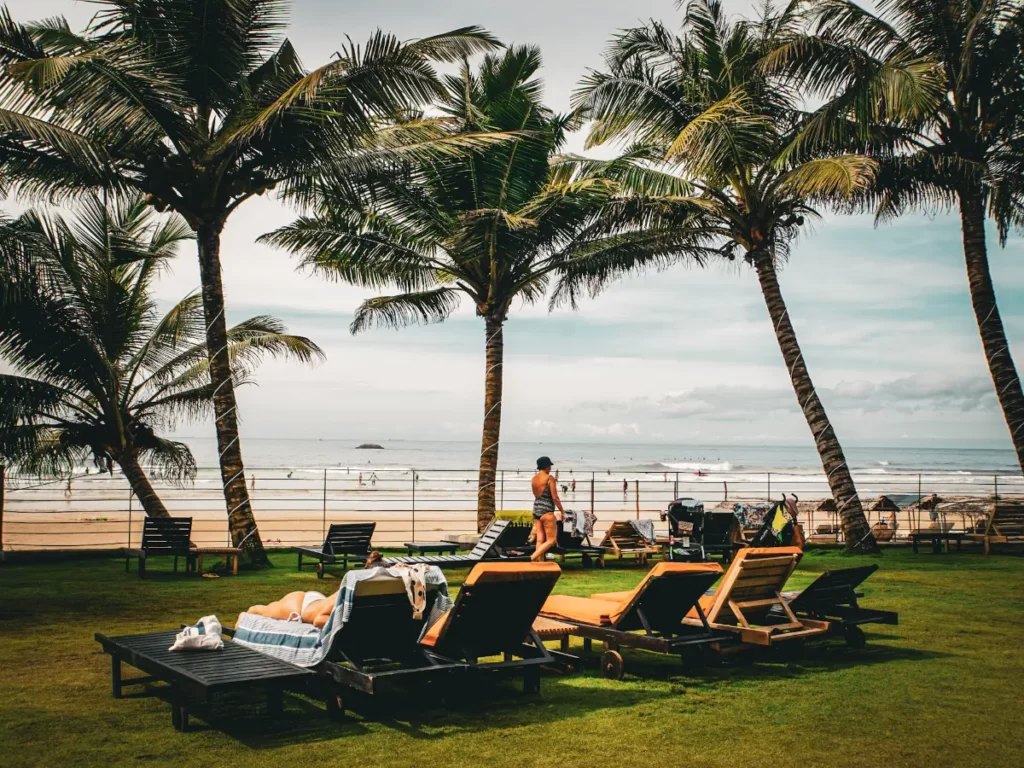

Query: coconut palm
left=0, top=0, right=500, bottom=562
left=563, top=0, right=878, bottom=550
left=0, top=194, right=323, bottom=520
left=263, top=45, right=697, bottom=530
left=765, top=0, right=1024, bottom=473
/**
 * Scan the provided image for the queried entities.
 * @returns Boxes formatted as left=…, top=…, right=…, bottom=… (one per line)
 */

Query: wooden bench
left=124, top=518, right=194, bottom=578
left=910, top=529, right=967, bottom=554
left=95, top=630, right=312, bottom=731
left=403, top=541, right=459, bottom=557
left=295, top=522, right=376, bottom=578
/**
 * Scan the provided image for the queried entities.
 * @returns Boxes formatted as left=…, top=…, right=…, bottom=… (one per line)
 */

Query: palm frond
left=350, top=288, right=462, bottom=333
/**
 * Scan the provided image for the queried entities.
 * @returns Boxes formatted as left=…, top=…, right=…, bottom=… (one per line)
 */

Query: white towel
left=169, top=615, right=224, bottom=651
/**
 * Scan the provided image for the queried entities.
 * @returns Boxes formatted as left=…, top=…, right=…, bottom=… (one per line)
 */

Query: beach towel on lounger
left=233, top=565, right=451, bottom=667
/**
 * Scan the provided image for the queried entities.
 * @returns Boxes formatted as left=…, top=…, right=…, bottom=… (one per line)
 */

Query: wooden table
left=95, top=630, right=311, bottom=731
left=910, top=531, right=966, bottom=554
left=192, top=547, right=241, bottom=575
left=404, top=541, right=459, bottom=557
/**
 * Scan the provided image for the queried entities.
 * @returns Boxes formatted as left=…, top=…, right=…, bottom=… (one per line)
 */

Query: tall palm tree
left=0, top=1, right=500, bottom=562
left=263, top=46, right=694, bottom=530
left=0, top=194, right=323, bottom=519
left=766, top=0, right=1024, bottom=474
left=564, top=0, right=879, bottom=550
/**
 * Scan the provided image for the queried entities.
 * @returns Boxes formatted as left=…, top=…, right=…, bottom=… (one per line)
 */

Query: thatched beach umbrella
left=870, top=496, right=900, bottom=513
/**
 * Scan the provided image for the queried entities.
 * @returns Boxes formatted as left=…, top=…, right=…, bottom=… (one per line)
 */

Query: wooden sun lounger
left=95, top=630, right=312, bottom=731
left=420, top=562, right=565, bottom=692
left=599, top=521, right=661, bottom=564
left=538, top=562, right=728, bottom=678
left=124, top=517, right=194, bottom=578
left=965, top=500, right=1024, bottom=554
left=550, top=522, right=605, bottom=567
left=382, top=520, right=528, bottom=567
left=777, top=564, right=898, bottom=647
left=682, top=547, right=830, bottom=647
left=295, top=522, right=376, bottom=578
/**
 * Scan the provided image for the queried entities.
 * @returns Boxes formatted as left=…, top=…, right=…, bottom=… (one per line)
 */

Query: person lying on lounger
left=240, top=589, right=338, bottom=629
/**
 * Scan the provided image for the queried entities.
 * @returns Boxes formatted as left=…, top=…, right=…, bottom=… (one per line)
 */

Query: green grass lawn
left=1, top=548, right=1022, bottom=768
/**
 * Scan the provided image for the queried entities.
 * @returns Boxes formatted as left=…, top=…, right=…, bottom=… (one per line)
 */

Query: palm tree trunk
left=196, top=224, right=268, bottom=565
left=476, top=316, right=504, bottom=532
left=119, top=451, right=170, bottom=518
left=958, top=191, right=1024, bottom=473
left=752, top=252, right=877, bottom=552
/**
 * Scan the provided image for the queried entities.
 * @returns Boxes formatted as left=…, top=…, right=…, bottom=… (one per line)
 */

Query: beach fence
left=0, top=465, right=1020, bottom=553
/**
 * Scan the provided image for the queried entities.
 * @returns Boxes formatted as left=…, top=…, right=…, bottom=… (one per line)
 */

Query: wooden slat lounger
left=537, top=562, right=727, bottom=679
left=382, top=520, right=528, bottom=567
left=682, top=547, right=831, bottom=647
left=95, top=630, right=312, bottom=731
left=599, top=521, right=661, bottom=564
left=295, top=522, right=376, bottom=578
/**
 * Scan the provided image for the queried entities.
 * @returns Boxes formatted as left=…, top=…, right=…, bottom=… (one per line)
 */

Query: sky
left=5, top=0, right=1024, bottom=449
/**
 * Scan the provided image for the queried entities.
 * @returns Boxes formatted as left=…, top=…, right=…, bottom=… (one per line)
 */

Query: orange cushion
left=685, top=592, right=717, bottom=620
left=540, top=594, right=615, bottom=626
left=420, top=609, right=450, bottom=648
left=464, top=561, right=561, bottom=586
left=590, top=590, right=632, bottom=603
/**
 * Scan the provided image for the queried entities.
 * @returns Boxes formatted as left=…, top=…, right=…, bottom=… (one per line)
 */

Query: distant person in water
left=531, top=456, right=564, bottom=562
left=64, top=475, right=73, bottom=498
left=623, top=478, right=628, bottom=496
left=571, top=478, right=576, bottom=494
left=250, top=474, right=256, bottom=491
left=358, top=472, right=363, bottom=486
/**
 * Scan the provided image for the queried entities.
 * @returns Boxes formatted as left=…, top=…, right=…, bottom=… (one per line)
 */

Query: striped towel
left=233, top=565, right=451, bottom=668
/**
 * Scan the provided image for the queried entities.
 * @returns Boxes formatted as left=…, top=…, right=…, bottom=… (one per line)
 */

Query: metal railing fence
left=1, top=465, right=1019, bottom=552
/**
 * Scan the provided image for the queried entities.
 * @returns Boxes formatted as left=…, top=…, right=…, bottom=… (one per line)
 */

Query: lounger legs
left=297, top=552, right=303, bottom=572
left=524, top=669, right=541, bottom=694
left=111, top=656, right=122, bottom=699
left=170, top=687, right=189, bottom=732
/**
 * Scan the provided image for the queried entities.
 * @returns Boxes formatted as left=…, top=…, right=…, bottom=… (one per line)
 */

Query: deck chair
left=683, top=547, right=830, bottom=646
left=551, top=521, right=605, bottom=567
left=777, top=565, right=898, bottom=647
left=599, top=521, right=661, bottom=564
left=420, top=562, right=562, bottom=692
left=382, top=519, right=528, bottom=567
left=124, top=517, right=194, bottom=578
left=295, top=523, right=376, bottom=578
left=315, top=573, right=469, bottom=715
left=538, top=562, right=725, bottom=679
left=969, top=500, right=1024, bottom=554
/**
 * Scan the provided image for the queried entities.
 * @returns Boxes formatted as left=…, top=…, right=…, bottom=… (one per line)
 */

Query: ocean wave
left=661, top=461, right=733, bottom=472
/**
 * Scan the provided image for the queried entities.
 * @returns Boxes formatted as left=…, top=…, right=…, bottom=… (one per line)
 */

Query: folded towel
left=169, top=615, right=224, bottom=651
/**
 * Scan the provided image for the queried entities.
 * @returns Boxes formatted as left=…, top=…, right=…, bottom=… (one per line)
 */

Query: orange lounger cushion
left=421, top=561, right=562, bottom=647
left=590, top=590, right=631, bottom=603
left=540, top=594, right=617, bottom=626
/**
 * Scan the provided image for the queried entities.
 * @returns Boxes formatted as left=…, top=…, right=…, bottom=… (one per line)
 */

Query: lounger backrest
left=323, top=523, right=376, bottom=554
left=421, top=562, right=560, bottom=658
left=704, top=547, right=802, bottom=625
left=787, top=564, right=877, bottom=612
left=603, top=521, right=647, bottom=547
left=326, top=574, right=439, bottom=663
left=612, top=562, right=723, bottom=632
left=469, top=519, right=510, bottom=558
left=140, top=517, right=192, bottom=554
left=496, top=522, right=533, bottom=551
left=992, top=501, right=1024, bottom=536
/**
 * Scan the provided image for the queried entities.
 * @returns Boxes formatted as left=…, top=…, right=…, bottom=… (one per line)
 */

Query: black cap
left=537, top=456, right=553, bottom=470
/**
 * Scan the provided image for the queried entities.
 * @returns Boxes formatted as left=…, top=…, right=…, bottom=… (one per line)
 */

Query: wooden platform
left=95, top=630, right=312, bottom=731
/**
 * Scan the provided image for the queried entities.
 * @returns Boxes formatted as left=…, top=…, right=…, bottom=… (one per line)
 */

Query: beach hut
left=817, top=498, right=837, bottom=512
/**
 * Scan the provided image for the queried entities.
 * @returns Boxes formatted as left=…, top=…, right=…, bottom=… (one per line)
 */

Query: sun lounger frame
left=295, top=522, right=376, bottom=578
left=551, top=521, right=605, bottom=567
left=599, top=521, right=661, bottom=564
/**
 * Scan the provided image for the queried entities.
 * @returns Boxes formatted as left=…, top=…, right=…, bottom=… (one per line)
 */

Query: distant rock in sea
left=356, top=443, right=384, bottom=450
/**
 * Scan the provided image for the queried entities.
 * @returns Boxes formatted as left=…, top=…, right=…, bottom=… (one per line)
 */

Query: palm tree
left=564, top=0, right=879, bottom=550
left=0, top=1, right=500, bottom=562
left=0, top=194, right=323, bottom=519
left=263, top=46, right=693, bottom=530
left=766, top=0, right=1024, bottom=474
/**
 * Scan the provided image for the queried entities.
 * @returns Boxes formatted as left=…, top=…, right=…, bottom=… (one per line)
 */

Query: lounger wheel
left=601, top=650, right=625, bottom=680
left=844, top=624, right=866, bottom=649
left=316, top=563, right=324, bottom=579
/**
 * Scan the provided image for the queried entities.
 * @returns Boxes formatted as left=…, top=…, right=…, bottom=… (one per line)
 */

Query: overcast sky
left=6, top=0, right=1024, bottom=448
